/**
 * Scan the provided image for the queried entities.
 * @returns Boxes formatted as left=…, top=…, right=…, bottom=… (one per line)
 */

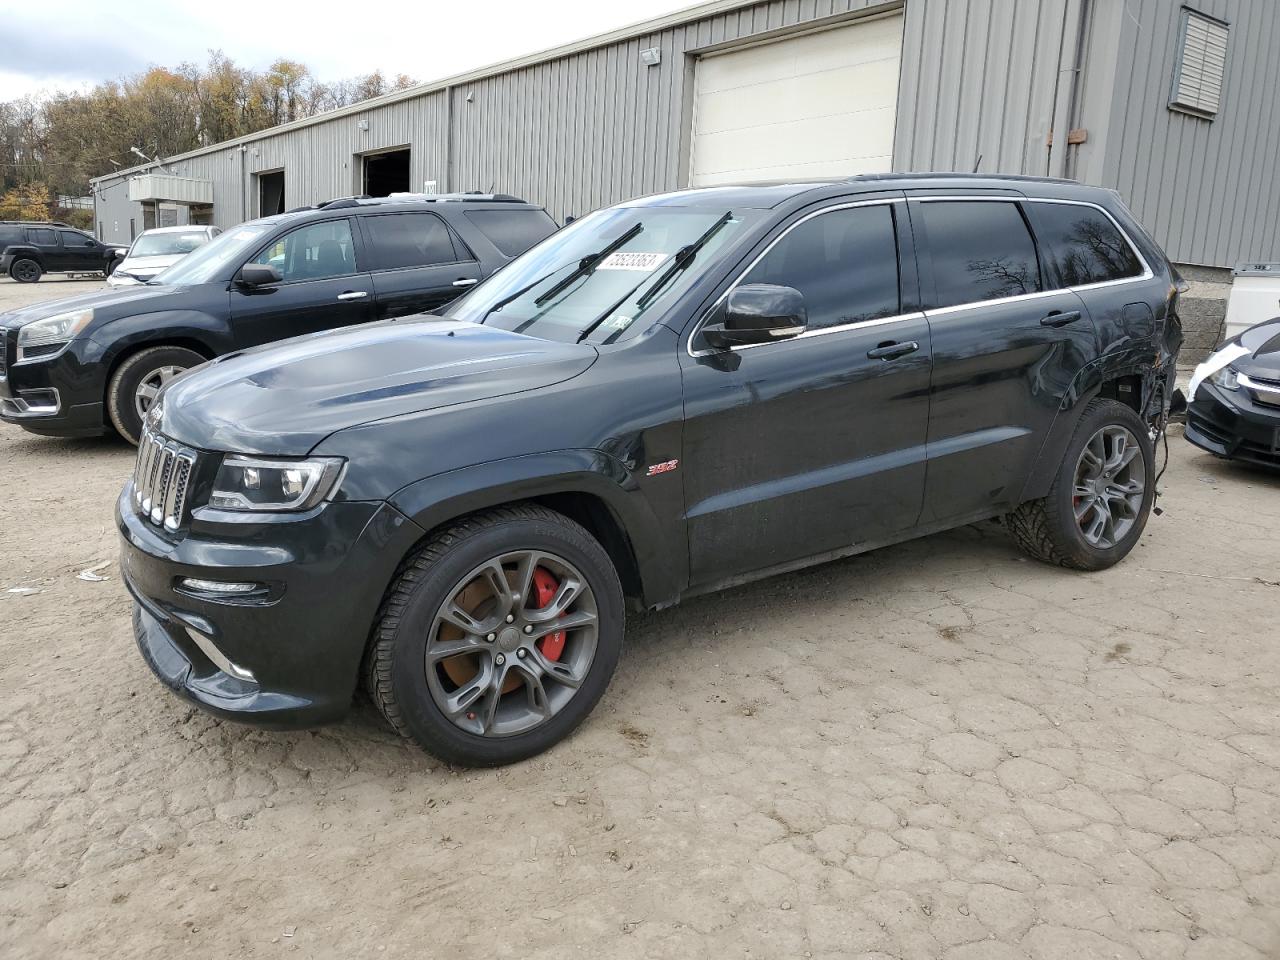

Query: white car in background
left=108, top=225, right=221, bottom=287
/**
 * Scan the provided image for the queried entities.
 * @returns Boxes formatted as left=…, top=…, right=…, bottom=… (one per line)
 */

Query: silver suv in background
left=109, top=226, right=222, bottom=287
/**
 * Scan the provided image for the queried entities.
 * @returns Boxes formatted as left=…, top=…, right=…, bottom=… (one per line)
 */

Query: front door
left=57, top=229, right=102, bottom=270
left=908, top=197, right=1100, bottom=524
left=679, top=199, right=932, bottom=586
left=229, top=217, right=375, bottom=348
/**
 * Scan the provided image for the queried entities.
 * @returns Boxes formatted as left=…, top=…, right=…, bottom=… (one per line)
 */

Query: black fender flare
left=388, top=448, right=682, bottom=610
left=2, top=246, right=43, bottom=268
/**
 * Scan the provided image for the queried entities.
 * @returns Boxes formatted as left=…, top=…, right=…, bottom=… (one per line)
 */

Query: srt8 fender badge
left=645, top=459, right=679, bottom=477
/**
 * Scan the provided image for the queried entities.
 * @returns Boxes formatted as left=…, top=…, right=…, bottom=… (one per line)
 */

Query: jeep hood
left=157, top=318, right=599, bottom=454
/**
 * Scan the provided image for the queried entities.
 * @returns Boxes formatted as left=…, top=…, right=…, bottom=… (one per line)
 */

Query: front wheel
left=1006, top=398, right=1155, bottom=571
left=106, top=345, right=206, bottom=444
left=365, top=505, right=624, bottom=766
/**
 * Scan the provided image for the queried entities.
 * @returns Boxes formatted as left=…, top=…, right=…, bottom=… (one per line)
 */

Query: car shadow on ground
left=169, top=519, right=1026, bottom=772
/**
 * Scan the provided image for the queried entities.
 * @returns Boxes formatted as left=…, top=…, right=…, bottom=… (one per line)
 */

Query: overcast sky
left=0, top=0, right=694, bottom=100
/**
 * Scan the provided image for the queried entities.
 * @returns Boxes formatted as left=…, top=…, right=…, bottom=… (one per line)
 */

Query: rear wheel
left=1006, top=398, right=1154, bottom=571
left=106, top=345, right=206, bottom=444
left=365, top=505, right=624, bottom=766
left=9, top=258, right=41, bottom=283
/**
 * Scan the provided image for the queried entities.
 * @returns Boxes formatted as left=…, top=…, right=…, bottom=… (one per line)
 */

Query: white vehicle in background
left=108, top=225, right=221, bottom=287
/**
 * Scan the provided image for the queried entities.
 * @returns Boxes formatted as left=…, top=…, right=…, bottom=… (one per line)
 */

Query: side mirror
left=237, top=263, right=282, bottom=287
left=703, top=283, right=807, bottom=349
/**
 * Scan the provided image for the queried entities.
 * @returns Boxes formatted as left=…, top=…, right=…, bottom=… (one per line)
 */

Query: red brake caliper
left=531, top=567, right=567, bottom=661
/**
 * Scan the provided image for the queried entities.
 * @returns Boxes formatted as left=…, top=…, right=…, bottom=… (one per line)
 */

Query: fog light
left=179, top=578, right=259, bottom=594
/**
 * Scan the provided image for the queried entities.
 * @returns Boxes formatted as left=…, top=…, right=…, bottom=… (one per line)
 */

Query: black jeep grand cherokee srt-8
left=0, top=195, right=557, bottom=442
left=118, top=175, right=1182, bottom=766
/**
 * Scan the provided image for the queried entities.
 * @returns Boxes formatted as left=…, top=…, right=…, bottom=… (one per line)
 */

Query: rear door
left=24, top=228, right=65, bottom=270
left=360, top=212, right=481, bottom=318
left=228, top=217, right=375, bottom=347
left=909, top=196, right=1098, bottom=524
left=679, top=196, right=932, bottom=585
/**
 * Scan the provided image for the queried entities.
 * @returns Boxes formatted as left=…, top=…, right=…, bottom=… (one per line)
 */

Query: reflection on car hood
left=157, top=318, right=599, bottom=455
left=1232, top=317, right=1280, bottom=380
left=117, top=255, right=183, bottom=273
left=0, top=285, right=180, bottom=328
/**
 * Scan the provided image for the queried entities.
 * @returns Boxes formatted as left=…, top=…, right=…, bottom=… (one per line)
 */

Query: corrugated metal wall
left=895, top=0, right=1077, bottom=177
left=1099, top=0, right=1280, bottom=267
left=451, top=0, right=900, bottom=219
left=91, top=0, right=1278, bottom=267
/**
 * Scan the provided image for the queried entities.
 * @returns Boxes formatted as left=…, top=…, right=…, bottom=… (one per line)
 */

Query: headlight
left=16, top=308, right=94, bottom=362
left=209, top=455, right=345, bottom=512
left=1210, top=366, right=1239, bottom=391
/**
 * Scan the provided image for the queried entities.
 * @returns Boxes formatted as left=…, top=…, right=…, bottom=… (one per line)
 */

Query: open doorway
left=258, top=170, right=285, bottom=216
left=362, top=148, right=410, bottom=197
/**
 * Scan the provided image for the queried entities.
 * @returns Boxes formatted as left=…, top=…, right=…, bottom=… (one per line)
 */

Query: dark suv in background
left=117, top=174, right=1182, bottom=767
left=0, top=194, right=558, bottom=442
left=0, top=221, right=128, bottom=282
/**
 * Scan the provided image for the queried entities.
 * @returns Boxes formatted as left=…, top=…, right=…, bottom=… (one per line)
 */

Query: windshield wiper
left=636, top=211, right=733, bottom=311
left=532, top=222, right=643, bottom=307
left=575, top=211, right=734, bottom=343
left=474, top=261, right=576, bottom=325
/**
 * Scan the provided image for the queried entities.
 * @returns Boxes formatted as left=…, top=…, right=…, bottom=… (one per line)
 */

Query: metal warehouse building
left=92, top=0, right=1279, bottom=359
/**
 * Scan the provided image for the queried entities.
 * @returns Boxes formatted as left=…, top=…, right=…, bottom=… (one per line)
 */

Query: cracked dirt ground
left=0, top=293, right=1276, bottom=959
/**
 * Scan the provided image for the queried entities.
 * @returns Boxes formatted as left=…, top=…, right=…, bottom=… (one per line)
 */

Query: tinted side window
left=742, top=204, right=900, bottom=331
left=918, top=201, right=1042, bottom=307
left=58, top=229, right=94, bottom=247
left=465, top=209, right=559, bottom=257
left=1029, top=203, right=1143, bottom=286
left=364, top=213, right=458, bottom=270
left=27, top=228, right=56, bottom=245
left=253, top=219, right=357, bottom=282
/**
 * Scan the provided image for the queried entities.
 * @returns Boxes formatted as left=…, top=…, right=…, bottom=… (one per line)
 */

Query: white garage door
left=690, top=14, right=903, bottom=186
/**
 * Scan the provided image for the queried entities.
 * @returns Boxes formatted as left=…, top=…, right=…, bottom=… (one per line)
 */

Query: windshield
left=129, top=230, right=211, bottom=258
left=151, top=223, right=274, bottom=286
left=445, top=206, right=755, bottom=343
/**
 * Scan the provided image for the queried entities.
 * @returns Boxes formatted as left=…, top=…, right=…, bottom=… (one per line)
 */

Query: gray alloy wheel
left=424, top=549, right=599, bottom=738
left=1071, top=424, right=1147, bottom=549
left=133, top=365, right=187, bottom=421
left=10, top=259, right=41, bottom=283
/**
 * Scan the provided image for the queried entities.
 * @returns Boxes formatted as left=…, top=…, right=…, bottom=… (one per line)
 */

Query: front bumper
left=1185, top=381, right=1280, bottom=469
left=118, top=485, right=425, bottom=727
left=0, top=334, right=108, bottom=437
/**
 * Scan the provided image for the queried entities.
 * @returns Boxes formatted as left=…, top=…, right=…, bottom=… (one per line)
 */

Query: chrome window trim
left=686, top=194, right=1156, bottom=358
left=687, top=197, right=910, bottom=358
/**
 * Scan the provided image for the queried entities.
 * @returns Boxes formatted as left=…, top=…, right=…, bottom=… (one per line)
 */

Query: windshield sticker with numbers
left=597, top=252, right=668, bottom=271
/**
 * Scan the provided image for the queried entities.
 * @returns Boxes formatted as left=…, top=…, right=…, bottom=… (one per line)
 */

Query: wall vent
left=1170, top=9, right=1229, bottom=118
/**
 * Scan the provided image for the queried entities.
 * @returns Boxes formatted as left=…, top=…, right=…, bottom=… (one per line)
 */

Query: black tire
left=9, top=258, right=41, bottom=283
left=1006, top=398, right=1155, bottom=571
left=365, top=505, right=625, bottom=767
left=105, top=258, right=119, bottom=277
left=106, top=345, right=206, bottom=444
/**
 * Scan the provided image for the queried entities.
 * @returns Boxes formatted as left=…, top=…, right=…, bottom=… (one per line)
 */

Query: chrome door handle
left=452, top=278, right=479, bottom=287
left=337, top=291, right=368, bottom=301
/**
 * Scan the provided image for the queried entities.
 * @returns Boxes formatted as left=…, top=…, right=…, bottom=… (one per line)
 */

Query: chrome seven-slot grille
left=133, top=428, right=198, bottom=531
